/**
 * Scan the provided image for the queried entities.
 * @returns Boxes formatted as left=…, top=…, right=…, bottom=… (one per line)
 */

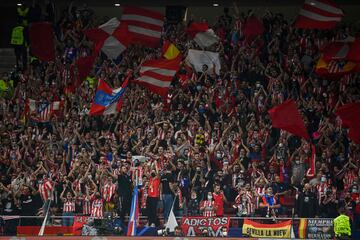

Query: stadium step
left=0, top=48, right=16, bottom=73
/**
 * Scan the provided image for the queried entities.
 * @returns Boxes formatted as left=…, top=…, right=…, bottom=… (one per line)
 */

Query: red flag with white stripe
left=121, top=6, right=164, bottom=47
left=84, top=18, right=131, bottom=59
left=295, top=0, right=343, bottom=29
left=134, top=57, right=180, bottom=96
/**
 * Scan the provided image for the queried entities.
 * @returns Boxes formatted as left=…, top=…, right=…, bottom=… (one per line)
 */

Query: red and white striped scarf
left=141, top=186, right=148, bottom=209
left=132, top=166, right=144, bottom=186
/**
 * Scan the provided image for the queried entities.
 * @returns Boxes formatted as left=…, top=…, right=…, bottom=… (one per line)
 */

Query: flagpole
left=38, top=199, right=52, bottom=236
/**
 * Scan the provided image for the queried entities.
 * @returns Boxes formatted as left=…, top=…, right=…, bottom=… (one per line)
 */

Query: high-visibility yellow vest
left=11, top=26, right=24, bottom=45
left=86, top=76, right=96, bottom=89
left=334, top=214, right=351, bottom=236
left=0, top=79, right=8, bottom=92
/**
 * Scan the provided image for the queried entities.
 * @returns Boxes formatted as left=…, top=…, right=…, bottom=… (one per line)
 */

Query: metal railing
left=0, top=214, right=343, bottom=238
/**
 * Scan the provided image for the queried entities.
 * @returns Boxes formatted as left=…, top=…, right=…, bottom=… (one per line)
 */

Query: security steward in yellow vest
left=11, top=19, right=28, bottom=70
left=334, top=208, right=352, bottom=239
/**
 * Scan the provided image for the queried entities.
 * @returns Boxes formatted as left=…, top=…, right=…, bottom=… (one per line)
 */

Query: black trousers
left=146, top=197, right=159, bottom=226
left=119, top=196, right=131, bottom=222
left=14, top=45, right=27, bottom=70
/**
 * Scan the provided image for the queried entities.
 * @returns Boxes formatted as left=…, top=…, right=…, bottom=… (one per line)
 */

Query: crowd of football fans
left=0, top=1, right=360, bottom=236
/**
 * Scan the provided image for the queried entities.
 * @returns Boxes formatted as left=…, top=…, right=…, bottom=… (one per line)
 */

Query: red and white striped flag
left=134, top=57, right=180, bottom=96
left=121, top=7, right=164, bottom=47
left=295, top=0, right=344, bottom=29
left=25, top=99, right=64, bottom=122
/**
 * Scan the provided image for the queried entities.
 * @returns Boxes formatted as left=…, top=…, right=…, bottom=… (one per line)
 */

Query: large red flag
left=64, top=55, right=96, bottom=94
left=349, top=128, right=360, bottom=145
left=268, top=100, right=309, bottom=140
left=29, top=22, right=55, bottom=62
left=336, top=103, right=360, bottom=128
left=336, top=103, right=360, bottom=145
left=243, top=15, right=264, bottom=40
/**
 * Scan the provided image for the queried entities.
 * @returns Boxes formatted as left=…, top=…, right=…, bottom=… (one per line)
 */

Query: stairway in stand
left=0, top=48, right=16, bottom=73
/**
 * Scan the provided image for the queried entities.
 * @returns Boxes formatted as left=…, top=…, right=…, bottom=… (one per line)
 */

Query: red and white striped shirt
left=201, top=200, right=216, bottom=217
left=234, top=192, right=254, bottom=215
left=39, top=178, right=54, bottom=201
left=102, top=183, right=116, bottom=202
left=91, top=198, right=104, bottom=219
left=344, top=170, right=357, bottom=190
left=316, top=182, right=329, bottom=204
left=82, top=196, right=91, bottom=215
left=63, top=200, right=75, bottom=213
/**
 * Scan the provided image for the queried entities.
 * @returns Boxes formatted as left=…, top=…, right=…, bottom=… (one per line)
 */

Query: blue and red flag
left=127, top=186, right=139, bottom=236
left=89, top=75, right=129, bottom=116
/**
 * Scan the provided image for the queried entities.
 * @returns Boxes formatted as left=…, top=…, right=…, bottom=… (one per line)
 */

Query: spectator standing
left=296, top=183, right=318, bottom=218
left=117, top=166, right=132, bottom=222
left=146, top=169, right=160, bottom=227
left=200, top=192, right=217, bottom=217
left=60, top=189, right=76, bottom=226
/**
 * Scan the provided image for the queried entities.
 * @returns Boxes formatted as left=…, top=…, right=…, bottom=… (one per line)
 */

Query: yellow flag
left=163, top=42, right=180, bottom=60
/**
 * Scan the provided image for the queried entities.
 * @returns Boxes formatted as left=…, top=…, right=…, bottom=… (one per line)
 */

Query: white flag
left=165, top=206, right=178, bottom=232
left=194, top=29, right=218, bottom=48
left=186, top=49, right=221, bottom=75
